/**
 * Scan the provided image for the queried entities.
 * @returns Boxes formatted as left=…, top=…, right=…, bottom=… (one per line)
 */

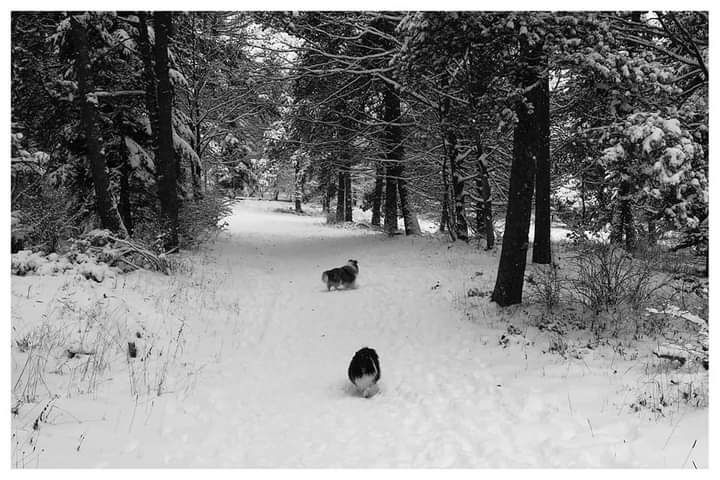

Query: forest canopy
left=11, top=11, right=708, bottom=305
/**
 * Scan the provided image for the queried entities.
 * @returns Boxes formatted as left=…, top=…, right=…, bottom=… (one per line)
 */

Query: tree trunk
left=476, top=144, right=494, bottom=250
left=647, top=219, right=658, bottom=246
left=440, top=155, right=455, bottom=239
left=382, top=83, right=400, bottom=234
left=439, top=71, right=467, bottom=241
left=611, top=179, right=636, bottom=250
left=531, top=74, right=551, bottom=264
left=383, top=82, right=418, bottom=235
left=440, top=194, right=448, bottom=233
left=371, top=164, right=384, bottom=226
left=69, top=16, right=127, bottom=237
left=294, top=157, right=303, bottom=213
left=491, top=40, right=545, bottom=307
left=344, top=169, right=353, bottom=222
left=119, top=139, right=134, bottom=236
left=398, top=167, right=421, bottom=235
left=136, top=13, right=159, bottom=153
left=325, top=172, right=336, bottom=214
left=153, top=12, right=179, bottom=250
left=336, top=170, right=346, bottom=223
left=580, top=173, right=586, bottom=221
left=448, top=131, right=468, bottom=241
left=384, top=166, right=399, bottom=233
left=621, top=190, right=636, bottom=251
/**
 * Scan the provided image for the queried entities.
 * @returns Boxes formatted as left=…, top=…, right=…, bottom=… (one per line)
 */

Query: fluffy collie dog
left=321, top=259, right=359, bottom=291
left=348, top=347, right=380, bottom=398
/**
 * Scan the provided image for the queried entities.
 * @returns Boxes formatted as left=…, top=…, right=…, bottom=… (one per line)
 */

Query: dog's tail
left=321, top=271, right=328, bottom=284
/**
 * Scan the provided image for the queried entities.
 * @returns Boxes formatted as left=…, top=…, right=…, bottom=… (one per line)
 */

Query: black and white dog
left=348, top=347, right=380, bottom=398
left=321, top=259, right=359, bottom=291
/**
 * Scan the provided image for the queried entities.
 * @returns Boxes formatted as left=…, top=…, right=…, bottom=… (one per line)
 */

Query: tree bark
left=620, top=184, right=636, bottom=251
left=344, top=169, right=353, bottom=222
left=440, top=194, right=448, bottom=233
left=476, top=144, right=494, bottom=250
left=491, top=40, right=545, bottom=307
left=336, top=170, right=346, bottom=222
left=440, top=154, right=455, bottom=239
left=153, top=12, right=179, bottom=249
left=383, top=82, right=418, bottom=235
left=447, top=130, right=468, bottom=241
left=136, top=13, right=159, bottom=153
left=611, top=179, right=636, bottom=250
left=119, top=138, right=134, bottom=236
left=382, top=83, right=400, bottom=234
left=647, top=219, right=658, bottom=246
left=439, top=72, right=467, bottom=241
left=398, top=167, right=421, bottom=235
left=580, top=173, right=586, bottom=221
left=384, top=166, right=399, bottom=233
left=371, top=164, right=384, bottom=226
left=69, top=16, right=127, bottom=237
left=531, top=74, right=551, bottom=264
left=294, top=156, right=303, bottom=213
left=324, top=171, right=336, bottom=214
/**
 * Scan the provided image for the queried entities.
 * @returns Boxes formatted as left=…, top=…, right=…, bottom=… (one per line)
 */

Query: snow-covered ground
left=11, top=199, right=707, bottom=467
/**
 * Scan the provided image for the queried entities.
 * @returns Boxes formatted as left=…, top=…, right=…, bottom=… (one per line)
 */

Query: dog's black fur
left=348, top=347, right=380, bottom=398
left=321, top=259, right=359, bottom=290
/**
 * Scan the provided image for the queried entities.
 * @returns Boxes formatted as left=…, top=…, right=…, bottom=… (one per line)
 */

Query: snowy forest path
left=16, top=199, right=706, bottom=467
left=141, top=199, right=704, bottom=467
left=187, top=199, right=500, bottom=467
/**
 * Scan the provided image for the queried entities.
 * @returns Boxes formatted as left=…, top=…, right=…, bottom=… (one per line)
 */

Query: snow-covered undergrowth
left=11, top=200, right=707, bottom=467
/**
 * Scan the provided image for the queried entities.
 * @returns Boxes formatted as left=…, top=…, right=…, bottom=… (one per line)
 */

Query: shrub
left=570, top=243, right=665, bottom=315
left=131, top=191, right=233, bottom=253
left=178, top=192, right=233, bottom=249
left=13, top=187, right=87, bottom=253
left=526, top=263, right=564, bottom=310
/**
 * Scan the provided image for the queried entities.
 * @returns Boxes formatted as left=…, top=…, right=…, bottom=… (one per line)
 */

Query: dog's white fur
left=354, top=374, right=379, bottom=398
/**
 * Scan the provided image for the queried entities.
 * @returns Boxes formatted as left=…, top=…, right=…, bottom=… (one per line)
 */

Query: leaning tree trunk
left=531, top=74, right=551, bottom=264
left=475, top=144, right=494, bottom=250
left=336, top=170, right=346, bottom=223
left=371, top=164, right=384, bottom=226
left=69, top=16, right=127, bottom=237
left=153, top=12, right=180, bottom=250
left=344, top=169, right=353, bottom=222
left=491, top=40, right=546, bottom=307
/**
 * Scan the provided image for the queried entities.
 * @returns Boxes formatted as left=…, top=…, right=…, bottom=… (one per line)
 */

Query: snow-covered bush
left=177, top=192, right=233, bottom=249
left=526, top=263, right=564, bottom=310
left=11, top=127, right=85, bottom=253
left=599, top=111, right=707, bottom=234
left=11, top=249, right=115, bottom=282
left=570, top=243, right=665, bottom=319
left=10, top=227, right=179, bottom=280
